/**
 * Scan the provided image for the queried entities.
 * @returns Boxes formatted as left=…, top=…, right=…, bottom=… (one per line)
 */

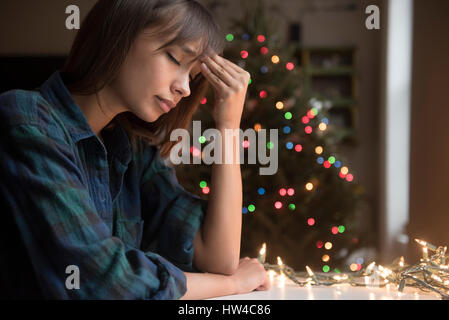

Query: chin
left=132, top=103, right=163, bottom=123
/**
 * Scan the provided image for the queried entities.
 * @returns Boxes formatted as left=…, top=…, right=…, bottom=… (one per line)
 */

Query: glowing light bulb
left=307, top=218, right=315, bottom=226
left=324, top=242, right=333, bottom=250
left=254, top=123, right=262, bottom=131
left=276, top=101, right=284, bottom=110
left=259, top=90, right=268, bottom=98
left=319, top=123, right=327, bottom=131
left=315, top=146, right=323, bottom=155
left=305, top=183, right=314, bottom=191
left=257, top=35, right=266, bottom=43
left=341, top=166, right=349, bottom=175
left=322, top=255, right=330, bottom=262
left=302, top=116, right=310, bottom=124
left=271, top=55, right=280, bottom=64
left=202, top=186, right=210, bottom=194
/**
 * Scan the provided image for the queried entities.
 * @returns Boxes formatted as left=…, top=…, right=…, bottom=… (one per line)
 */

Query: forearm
left=195, top=125, right=242, bottom=274
left=180, top=272, right=236, bottom=300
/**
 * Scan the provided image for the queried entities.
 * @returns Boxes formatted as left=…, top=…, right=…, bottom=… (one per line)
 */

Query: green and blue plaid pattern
left=0, top=72, right=207, bottom=299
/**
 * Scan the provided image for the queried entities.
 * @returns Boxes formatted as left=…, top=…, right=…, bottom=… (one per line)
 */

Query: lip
left=156, top=96, right=176, bottom=110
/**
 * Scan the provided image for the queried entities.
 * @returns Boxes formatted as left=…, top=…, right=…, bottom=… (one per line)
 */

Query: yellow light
left=271, top=55, right=280, bottom=64
left=423, top=247, right=428, bottom=260
left=276, top=101, right=284, bottom=110
left=306, top=266, right=314, bottom=277
left=322, top=254, right=330, bottom=262
left=350, top=263, right=358, bottom=272
left=319, top=123, right=327, bottom=131
left=305, top=183, right=314, bottom=191
left=277, top=256, right=283, bottom=267
left=399, top=256, right=404, bottom=267
left=259, top=243, right=266, bottom=256
left=254, top=123, right=262, bottom=132
left=324, top=242, right=333, bottom=250
left=341, top=166, right=349, bottom=175
left=315, top=146, right=323, bottom=155
left=431, top=274, right=443, bottom=283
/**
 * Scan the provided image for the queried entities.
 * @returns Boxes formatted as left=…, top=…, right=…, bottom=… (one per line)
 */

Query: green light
left=328, top=156, right=336, bottom=164
left=311, top=108, right=318, bottom=115
left=225, top=34, right=234, bottom=42
left=284, top=112, right=292, bottom=120
left=248, top=78, right=252, bottom=85
left=323, top=265, right=330, bottom=273
left=248, top=204, right=255, bottom=212
left=199, top=136, right=206, bottom=144
left=267, top=142, right=274, bottom=149
left=334, top=268, right=341, bottom=273
left=338, top=225, right=345, bottom=233
left=199, top=181, right=207, bottom=188
left=288, top=203, right=295, bottom=210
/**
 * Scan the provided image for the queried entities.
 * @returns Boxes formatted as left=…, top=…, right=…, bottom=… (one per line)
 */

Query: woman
left=0, top=0, right=269, bottom=299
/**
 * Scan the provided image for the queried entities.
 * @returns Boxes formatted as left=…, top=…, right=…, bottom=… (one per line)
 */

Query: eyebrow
left=180, top=45, right=202, bottom=64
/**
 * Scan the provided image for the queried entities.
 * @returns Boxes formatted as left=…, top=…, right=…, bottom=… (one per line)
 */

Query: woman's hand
left=199, top=53, right=250, bottom=129
left=230, top=257, right=271, bottom=294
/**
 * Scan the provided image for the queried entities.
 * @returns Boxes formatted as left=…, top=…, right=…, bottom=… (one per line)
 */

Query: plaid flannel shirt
left=0, top=71, right=207, bottom=299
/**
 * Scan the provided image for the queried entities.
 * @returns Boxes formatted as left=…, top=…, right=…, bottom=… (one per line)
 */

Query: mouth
left=156, top=96, right=172, bottom=113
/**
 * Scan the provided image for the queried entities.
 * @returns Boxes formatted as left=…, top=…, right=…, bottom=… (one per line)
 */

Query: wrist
left=227, top=274, right=239, bottom=295
left=215, top=121, right=240, bottom=131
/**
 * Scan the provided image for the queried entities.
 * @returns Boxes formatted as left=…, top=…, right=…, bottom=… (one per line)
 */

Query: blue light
left=258, top=187, right=265, bottom=195
left=317, top=157, right=324, bottom=164
left=242, top=207, right=248, bottom=214
left=283, top=126, right=291, bottom=134
left=242, top=33, right=250, bottom=41
left=286, top=142, right=293, bottom=150
left=322, top=118, right=329, bottom=125
left=334, top=161, right=342, bottom=168
left=260, top=66, right=268, bottom=73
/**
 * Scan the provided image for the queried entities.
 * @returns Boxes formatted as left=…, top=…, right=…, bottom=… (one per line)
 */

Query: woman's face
left=110, top=30, right=205, bottom=122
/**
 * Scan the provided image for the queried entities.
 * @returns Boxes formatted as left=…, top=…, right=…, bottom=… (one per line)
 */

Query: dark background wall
left=407, top=0, right=449, bottom=260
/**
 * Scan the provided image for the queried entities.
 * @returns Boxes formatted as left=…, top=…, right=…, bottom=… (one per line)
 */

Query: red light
left=323, top=161, right=331, bottom=168
left=316, top=241, right=324, bottom=248
left=260, top=46, right=268, bottom=55
left=346, top=174, right=354, bottom=182
left=356, top=264, right=362, bottom=271
left=259, top=90, right=268, bottom=98
left=287, top=188, right=294, bottom=196
left=352, top=238, right=359, bottom=244
left=274, top=201, right=282, bottom=209
left=331, top=226, right=339, bottom=234
left=202, top=186, right=210, bottom=194
left=200, top=97, right=207, bottom=104
left=257, top=35, right=265, bottom=43
left=295, top=144, right=303, bottom=152
left=339, top=172, right=346, bottom=179
left=286, top=62, right=294, bottom=70
left=240, top=50, right=249, bottom=59
left=307, top=110, right=315, bottom=119
left=279, top=188, right=287, bottom=196
left=190, top=146, right=201, bottom=157
left=305, top=126, right=312, bottom=134
left=242, top=140, right=250, bottom=148
left=302, top=116, right=310, bottom=124
left=308, top=218, right=315, bottom=226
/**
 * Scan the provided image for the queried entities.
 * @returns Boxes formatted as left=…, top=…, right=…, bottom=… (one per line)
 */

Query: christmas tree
left=175, top=0, right=372, bottom=273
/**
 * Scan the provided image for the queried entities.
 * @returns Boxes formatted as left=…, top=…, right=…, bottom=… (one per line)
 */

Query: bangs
left=144, top=1, right=226, bottom=59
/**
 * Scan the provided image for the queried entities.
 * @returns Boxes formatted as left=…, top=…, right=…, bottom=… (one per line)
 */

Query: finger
left=200, top=62, right=228, bottom=91
left=201, top=55, right=235, bottom=87
left=215, top=55, right=250, bottom=79
left=211, top=55, right=241, bottom=79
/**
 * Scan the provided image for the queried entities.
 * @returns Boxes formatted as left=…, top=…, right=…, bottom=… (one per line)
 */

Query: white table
left=210, top=274, right=442, bottom=300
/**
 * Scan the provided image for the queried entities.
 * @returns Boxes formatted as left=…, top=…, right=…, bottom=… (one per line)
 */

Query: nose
left=173, top=75, right=191, bottom=98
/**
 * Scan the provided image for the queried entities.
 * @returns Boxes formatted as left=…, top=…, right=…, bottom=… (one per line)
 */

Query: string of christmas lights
left=257, top=239, right=449, bottom=300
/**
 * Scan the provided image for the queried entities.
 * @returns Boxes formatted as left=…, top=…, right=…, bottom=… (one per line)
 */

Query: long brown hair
left=62, top=0, right=226, bottom=158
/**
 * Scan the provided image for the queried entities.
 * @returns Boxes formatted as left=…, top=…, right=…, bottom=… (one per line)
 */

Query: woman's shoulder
left=0, top=88, right=54, bottom=128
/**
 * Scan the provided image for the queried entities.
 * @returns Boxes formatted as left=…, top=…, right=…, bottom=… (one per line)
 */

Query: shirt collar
left=39, top=71, right=132, bottom=166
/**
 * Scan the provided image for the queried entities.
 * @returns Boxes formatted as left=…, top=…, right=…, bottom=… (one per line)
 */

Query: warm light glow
left=399, top=256, right=405, bottom=267
left=305, top=183, right=314, bottom=191
left=286, top=62, right=295, bottom=70
left=423, top=247, right=428, bottom=260
left=306, top=266, right=314, bottom=277
left=271, top=55, right=280, bottom=64
left=319, top=123, right=327, bottom=131
left=287, top=188, right=295, bottom=196
left=341, top=166, right=349, bottom=175
left=295, top=144, right=303, bottom=152
left=277, top=256, right=283, bottom=267
left=259, top=243, right=266, bottom=256
left=305, top=126, right=313, bottom=134
left=274, top=201, right=282, bottom=209
left=276, top=101, right=284, bottom=110
left=324, top=242, right=333, bottom=250
left=307, top=218, right=315, bottom=226
left=240, top=50, right=249, bottom=59
left=279, top=188, right=287, bottom=196
left=254, top=123, right=262, bottom=131
left=322, top=254, right=330, bottom=262
left=350, top=263, right=358, bottom=272
left=315, top=146, right=323, bottom=155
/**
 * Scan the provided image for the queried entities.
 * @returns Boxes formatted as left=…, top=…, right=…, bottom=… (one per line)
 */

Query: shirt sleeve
left=0, top=123, right=187, bottom=300
left=139, top=143, right=208, bottom=273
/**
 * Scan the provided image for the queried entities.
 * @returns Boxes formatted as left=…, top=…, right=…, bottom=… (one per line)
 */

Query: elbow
left=218, top=260, right=239, bottom=276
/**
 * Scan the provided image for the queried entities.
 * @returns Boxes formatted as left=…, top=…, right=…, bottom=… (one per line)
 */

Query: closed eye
left=167, top=52, right=194, bottom=82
